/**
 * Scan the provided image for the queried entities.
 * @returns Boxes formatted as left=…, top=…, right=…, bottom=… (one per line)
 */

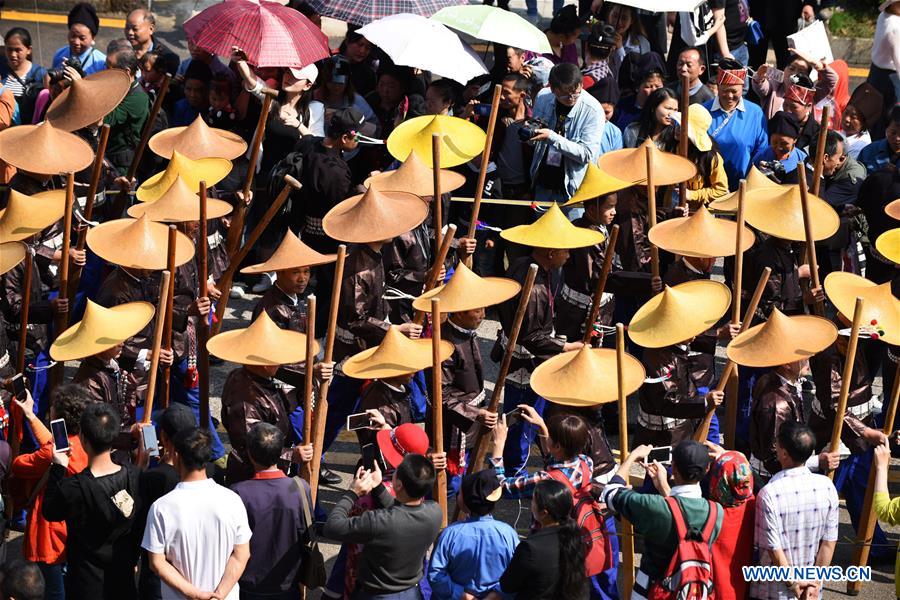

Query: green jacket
left=104, top=81, right=149, bottom=172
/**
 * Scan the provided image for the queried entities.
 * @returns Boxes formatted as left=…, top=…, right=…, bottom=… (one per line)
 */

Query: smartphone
left=50, top=418, right=70, bottom=452
left=10, top=373, right=27, bottom=401
left=347, top=412, right=372, bottom=431
left=766, top=67, right=785, bottom=83
left=474, top=103, right=492, bottom=117
left=504, top=407, right=523, bottom=428
left=361, top=443, right=377, bottom=471
left=647, top=446, right=673, bottom=465
left=140, top=424, right=159, bottom=458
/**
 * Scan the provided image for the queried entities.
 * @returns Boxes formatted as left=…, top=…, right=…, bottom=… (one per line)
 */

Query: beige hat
left=207, top=310, right=319, bottom=365
left=824, top=272, right=900, bottom=346
left=708, top=165, right=783, bottom=213
left=0, top=121, right=94, bottom=174
left=411, top=261, right=520, bottom=313
left=629, top=280, right=732, bottom=348
left=50, top=300, right=155, bottom=361
left=364, top=150, right=465, bottom=196
left=743, top=185, right=839, bottom=242
left=241, top=230, right=336, bottom=274
left=342, top=326, right=454, bottom=379
left=0, top=242, right=27, bottom=276
left=387, top=115, right=486, bottom=168
left=500, top=202, right=606, bottom=249
left=127, top=175, right=233, bottom=223
left=886, top=199, right=900, bottom=220
left=0, top=189, right=66, bottom=242
left=876, top=228, right=899, bottom=265
left=726, top=308, right=838, bottom=367
left=45, top=70, right=132, bottom=132
left=86, top=214, right=195, bottom=270
left=136, top=151, right=233, bottom=202
left=323, top=187, right=429, bottom=243
left=531, top=346, right=645, bottom=406
left=597, top=140, right=698, bottom=186
left=148, top=115, right=249, bottom=160
left=648, top=205, right=756, bottom=258
left=564, top=163, right=632, bottom=206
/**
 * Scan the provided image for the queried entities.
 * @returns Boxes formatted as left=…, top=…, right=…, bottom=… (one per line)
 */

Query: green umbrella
left=431, top=5, right=552, bottom=54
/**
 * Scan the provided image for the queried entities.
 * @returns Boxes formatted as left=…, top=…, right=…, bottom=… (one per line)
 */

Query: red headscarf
left=709, top=451, right=754, bottom=507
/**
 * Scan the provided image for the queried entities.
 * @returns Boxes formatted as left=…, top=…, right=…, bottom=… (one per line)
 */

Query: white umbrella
left=605, top=0, right=705, bottom=12
left=431, top=5, right=552, bottom=54
left=357, top=13, right=488, bottom=85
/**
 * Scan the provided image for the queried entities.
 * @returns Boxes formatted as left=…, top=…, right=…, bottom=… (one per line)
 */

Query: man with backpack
left=601, top=440, right=723, bottom=600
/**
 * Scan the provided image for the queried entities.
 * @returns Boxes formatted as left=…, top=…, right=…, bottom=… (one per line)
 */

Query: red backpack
left=649, top=497, right=719, bottom=600
left=547, top=461, right=612, bottom=576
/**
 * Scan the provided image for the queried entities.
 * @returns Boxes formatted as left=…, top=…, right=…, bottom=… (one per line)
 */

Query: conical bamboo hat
left=51, top=300, right=155, bottom=361
left=726, top=308, right=838, bottom=367
left=629, top=280, right=731, bottom=348
left=531, top=346, right=645, bottom=406
left=342, top=326, right=454, bottom=379
left=207, top=310, right=319, bottom=365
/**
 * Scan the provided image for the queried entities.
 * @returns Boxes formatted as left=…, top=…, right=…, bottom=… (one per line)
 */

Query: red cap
left=376, top=423, right=430, bottom=468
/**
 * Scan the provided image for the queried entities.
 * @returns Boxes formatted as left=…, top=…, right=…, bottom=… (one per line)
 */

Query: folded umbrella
left=431, top=5, right=552, bottom=54
left=358, top=13, right=488, bottom=84
left=304, top=0, right=466, bottom=26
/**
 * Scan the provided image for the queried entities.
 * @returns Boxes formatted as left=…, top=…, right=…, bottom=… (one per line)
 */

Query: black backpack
left=266, top=150, right=306, bottom=215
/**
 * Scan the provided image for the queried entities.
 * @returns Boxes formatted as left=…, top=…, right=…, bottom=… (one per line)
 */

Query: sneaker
left=230, top=283, right=249, bottom=299
left=318, top=466, right=342, bottom=486
left=252, top=272, right=275, bottom=294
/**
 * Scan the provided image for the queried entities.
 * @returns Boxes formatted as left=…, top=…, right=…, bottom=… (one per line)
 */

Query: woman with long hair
left=680, top=104, right=729, bottom=206
left=2, top=27, right=45, bottom=124
left=623, top=87, right=678, bottom=149
left=600, top=1, right=651, bottom=77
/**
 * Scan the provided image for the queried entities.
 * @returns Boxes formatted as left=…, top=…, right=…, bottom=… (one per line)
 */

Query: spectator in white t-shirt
left=142, top=428, right=251, bottom=600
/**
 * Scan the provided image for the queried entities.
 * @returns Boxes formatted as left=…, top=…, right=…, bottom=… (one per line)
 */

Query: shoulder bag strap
left=700, top=500, right=718, bottom=542
left=665, top=495, right=688, bottom=540
left=293, top=476, right=315, bottom=537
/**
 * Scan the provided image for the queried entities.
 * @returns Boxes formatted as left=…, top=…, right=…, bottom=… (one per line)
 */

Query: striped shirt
left=490, top=454, right=593, bottom=499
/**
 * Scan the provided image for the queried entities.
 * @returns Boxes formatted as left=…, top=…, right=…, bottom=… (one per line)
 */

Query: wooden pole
left=616, top=323, right=635, bottom=597
left=159, top=226, right=178, bottom=409
left=723, top=181, right=746, bottom=449
left=810, top=105, right=831, bottom=198
left=432, top=133, right=442, bottom=246
left=826, top=297, right=865, bottom=480
left=142, top=270, right=171, bottom=424
left=431, top=298, right=448, bottom=527
left=458, top=264, right=539, bottom=521
left=212, top=176, right=299, bottom=333
left=50, top=174, right=75, bottom=391
left=225, top=94, right=273, bottom=257
left=694, top=266, right=772, bottom=442
left=11, top=248, right=34, bottom=457
left=645, top=145, right=660, bottom=280
left=677, top=75, right=690, bottom=209
left=848, top=360, right=900, bottom=595
left=798, top=167, right=825, bottom=317
left=309, top=246, right=346, bottom=504
left=68, top=124, right=110, bottom=302
left=581, top=225, right=620, bottom=345
left=465, top=85, right=502, bottom=245
left=198, top=183, right=210, bottom=430
left=412, top=224, right=457, bottom=326
left=300, top=295, right=317, bottom=484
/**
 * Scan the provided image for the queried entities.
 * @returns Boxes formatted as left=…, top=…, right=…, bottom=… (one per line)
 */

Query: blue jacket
left=529, top=89, right=606, bottom=198
left=52, top=46, right=106, bottom=75
left=858, top=139, right=900, bottom=174
left=704, top=96, right=768, bottom=191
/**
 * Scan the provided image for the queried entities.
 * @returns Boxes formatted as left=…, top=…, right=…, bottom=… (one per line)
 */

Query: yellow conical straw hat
left=564, top=163, right=632, bottom=206
left=387, top=115, right=486, bottom=168
left=886, top=199, right=900, bottom=220
left=365, top=149, right=466, bottom=196
left=86, top=214, right=195, bottom=270
left=127, top=175, right=233, bottom=223
left=876, top=228, right=900, bottom=265
left=45, top=69, right=132, bottom=132
left=148, top=115, right=248, bottom=160
left=50, top=300, right=155, bottom=361
left=531, top=346, right=645, bottom=406
left=708, top=165, right=783, bottom=213
left=648, top=205, right=756, bottom=258
left=629, top=280, right=731, bottom=348
left=500, top=203, right=606, bottom=249
left=411, top=261, right=520, bottom=313
left=137, top=150, right=233, bottom=202
left=0, top=189, right=66, bottom=242
left=207, top=310, right=319, bottom=366
left=241, top=230, right=336, bottom=274
left=824, top=272, right=900, bottom=345
left=597, top=139, right=698, bottom=186
left=0, top=242, right=27, bottom=276
left=726, top=308, right=837, bottom=367
left=342, top=326, right=454, bottom=379
left=0, top=121, right=94, bottom=174
left=743, top=185, right=839, bottom=241
left=323, top=187, right=428, bottom=243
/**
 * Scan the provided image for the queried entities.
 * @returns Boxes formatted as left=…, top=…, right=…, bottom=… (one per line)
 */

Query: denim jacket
left=529, top=89, right=606, bottom=198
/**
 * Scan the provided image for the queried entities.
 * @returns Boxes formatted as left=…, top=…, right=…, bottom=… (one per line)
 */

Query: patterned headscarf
left=709, top=451, right=754, bottom=507
left=716, top=68, right=747, bottom=86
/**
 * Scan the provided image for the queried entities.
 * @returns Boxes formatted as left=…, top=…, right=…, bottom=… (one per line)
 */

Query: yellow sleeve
left=873, top=491, right=900, bottom=525
left=685, top=153, right=729, bottom=204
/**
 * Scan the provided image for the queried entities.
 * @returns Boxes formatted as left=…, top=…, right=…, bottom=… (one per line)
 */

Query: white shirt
left=872, top=11, right=900, bottom=71
left=843, top=131, right=871, bottom=160
left=142, top=478, right=252, bottom=599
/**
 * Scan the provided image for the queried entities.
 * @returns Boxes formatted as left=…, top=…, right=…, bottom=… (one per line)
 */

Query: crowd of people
left=0, top=0, right=898, bottom=599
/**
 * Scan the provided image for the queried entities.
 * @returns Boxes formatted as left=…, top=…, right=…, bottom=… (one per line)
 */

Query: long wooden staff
left=309, top=246, right=347, bottom=504
left=616, top=323, right=635, bottom=597
left=581, top=225, right=620, bottom=345
left=50, top=174, right=76, bottom=392
left=225, top=94, right=273, bottom=257
left=431, top=298, right=448, bottom=527
left=68, top=124, right=110, bottom=302
left=645, top=145, right=660, bottom=280
left=460, top=263, right=538, bottom=519
left=723, top=181, right=746, bottom=449
left=677, top=74, right=690, bottom=209
left=142, top=270, right=171, bottom=424
left=198, top=183, right=211, bottom=430
left=212, top=177, right=299, bottom=333
left=11, top=248, right=34, bottom=457
left=798, top=167, right=825, bottom=317
left=826, top=297, right=865, bottom=480
left=159, top=226, right=178, bottom=409
left=810, top=105, right=831, bottom=197
left=432, top=133, right=443, bottom=246
left=464, top=84, right=502, bottom=266
left=412, top=224, right=457, bottom=326
left=300, top=295, right=317, bottom=484
left=694, top=267, right=772, bottom=442
left=848, top=360, right=900, bottom=594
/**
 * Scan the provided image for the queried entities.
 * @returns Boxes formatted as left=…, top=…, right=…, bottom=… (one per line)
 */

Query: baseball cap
left=460, top=469, right=503, bottom=516
left=288, top=63, right=319, bottom=83
left=327, top=107, right=366, bottom=138
left=672, top=440, right=711, bottom=482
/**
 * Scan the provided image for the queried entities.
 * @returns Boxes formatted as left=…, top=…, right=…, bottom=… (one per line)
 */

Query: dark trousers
left=748, top=0, right=802, bottom=68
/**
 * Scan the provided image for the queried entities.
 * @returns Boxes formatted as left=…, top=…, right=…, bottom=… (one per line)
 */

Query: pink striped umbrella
left=184, top=0, right=331, bottom=68
left=304, top=0, right=468, bottom=26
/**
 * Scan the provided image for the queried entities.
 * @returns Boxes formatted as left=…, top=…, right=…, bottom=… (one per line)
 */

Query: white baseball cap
left=288, top=63, right=319, bottom=83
